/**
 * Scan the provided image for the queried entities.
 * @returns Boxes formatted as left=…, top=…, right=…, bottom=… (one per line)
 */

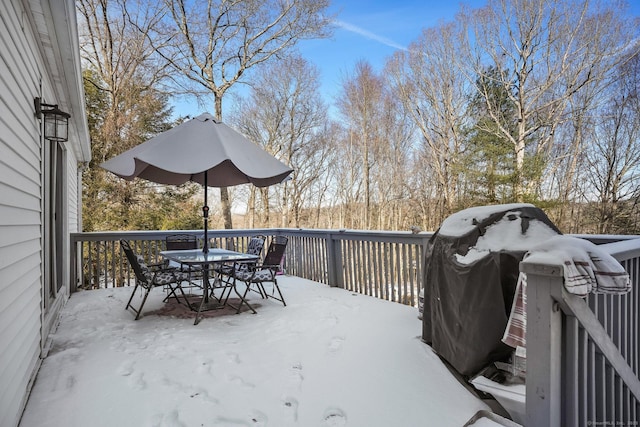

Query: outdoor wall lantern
left=34, top=97, right=71, bottom=142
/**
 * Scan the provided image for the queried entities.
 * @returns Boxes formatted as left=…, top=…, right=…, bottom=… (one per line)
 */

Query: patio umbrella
left=100, top=113, right=293, bottom=252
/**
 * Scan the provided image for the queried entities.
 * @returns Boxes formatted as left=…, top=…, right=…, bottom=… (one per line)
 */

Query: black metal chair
left=214, top=235, right=266, bottom=301
left=226, top=236, right=288, bottom=313
left=215, top=235, right=265, bottom=275
left=121, top=239, right=190, bottom=320
left=165, top=234, right=202, bottom=291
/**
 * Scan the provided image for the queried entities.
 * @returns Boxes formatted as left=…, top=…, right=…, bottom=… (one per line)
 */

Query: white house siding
left=0, top=1, right=90, bottom=427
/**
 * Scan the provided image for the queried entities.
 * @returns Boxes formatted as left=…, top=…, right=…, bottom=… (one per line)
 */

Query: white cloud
left=334, top=19, right=408, bottom=51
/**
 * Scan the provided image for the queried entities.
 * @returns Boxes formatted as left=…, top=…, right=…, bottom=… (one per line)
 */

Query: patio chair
left=215, top=235, right=266, bottom=275
left=227, top=236, right=288, bottom=313
left=121, top=239, right=190, bottom=320
left=214, top=235, right=266, bottom=300
left=165, top=234, right=202, bottom=290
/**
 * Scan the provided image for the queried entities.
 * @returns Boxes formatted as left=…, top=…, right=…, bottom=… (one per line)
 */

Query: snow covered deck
left=19, top=276, right=490, bottom=427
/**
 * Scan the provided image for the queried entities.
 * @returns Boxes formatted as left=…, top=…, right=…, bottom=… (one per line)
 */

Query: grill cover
left=421, top=204, right=561, bottom=376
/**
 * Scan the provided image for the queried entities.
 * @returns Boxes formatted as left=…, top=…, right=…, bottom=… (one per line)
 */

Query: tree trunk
left=213, top=93, right=234, bottom=229
left=248, top=186, right=257, bottom=228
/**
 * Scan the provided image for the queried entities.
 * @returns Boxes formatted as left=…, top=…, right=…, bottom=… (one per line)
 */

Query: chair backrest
left=263, top=237, right=288, bottom=267
left=246, top=235, right=266, bottom=257
left=235, top=236, right=265, bottom=273
left=273, top=235, right=288, bottom=246
left=120, top=240, right=151, bottom=285
left=166, top=234, right=197, bottom=251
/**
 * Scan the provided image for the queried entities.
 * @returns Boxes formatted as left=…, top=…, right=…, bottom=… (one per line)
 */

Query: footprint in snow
left=129, top=371, right=147, bottom=390
left=227, top=374, right=255, bottom=389
left=322, top=408, right=347, bottom=426
left=196, top=358, right=215, bottom=376
left=65, top=375, right=76, bottom=390
left=250, top=410, right=268, bottom=426
left=282, top=397, right=299, bottom=422
left=328, top=336, right=345, bottom=353
left=117, top=360, right=135, bottom=376
left=150, top=409, right=187, bottom=427
left=288, top=363, right=304, bottom=389
left=227, top=352, right=241, bottom=364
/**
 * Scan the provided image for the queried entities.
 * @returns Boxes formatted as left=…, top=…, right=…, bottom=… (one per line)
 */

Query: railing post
left=326, top=232, right=343, bottom=288
left=70, top=234, right=78, bottom=293
left=521, top=261, right=564, bottom=427
left=563, top=315, right=580, bottom=427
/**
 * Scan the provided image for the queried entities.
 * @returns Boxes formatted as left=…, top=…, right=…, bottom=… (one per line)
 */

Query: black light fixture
left=34, top=97, right=71, bottom=142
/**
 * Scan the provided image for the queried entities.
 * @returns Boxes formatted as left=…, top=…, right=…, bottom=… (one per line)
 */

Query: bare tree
left=310, top=122, right=343, bottom=228
left=337, top=61, right=385, bottom=229
left=371, top=75, right=415, bottom=230
left=460, top=0, right=636, bottom=201
left=232, top=56, right=331, bottom=227
left=543, top=84, right=600, bottom=230
left=144, top=0, right=333, bottom=228
left=78, top=0, right=172, bottom=159
left=335, top=60, right=414, bottom=229
left=586, top=51, right=640, bottom=233
left=387, top=21, right=470, bottom=222
left=331, top=124, right=364, bottom=228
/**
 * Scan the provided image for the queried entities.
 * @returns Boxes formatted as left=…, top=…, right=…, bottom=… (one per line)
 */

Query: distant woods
left=78, top=0, right=640, bottom=234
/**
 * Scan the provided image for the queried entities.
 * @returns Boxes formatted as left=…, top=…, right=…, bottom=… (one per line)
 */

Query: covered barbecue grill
left=421, top=204, right=561, bottom=376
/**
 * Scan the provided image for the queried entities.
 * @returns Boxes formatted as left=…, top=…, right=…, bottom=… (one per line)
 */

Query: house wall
left=0, top=1, right=90, bottom=426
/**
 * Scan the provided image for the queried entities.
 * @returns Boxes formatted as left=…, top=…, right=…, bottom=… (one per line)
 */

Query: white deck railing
left=70, top=228, right=431, bottom=307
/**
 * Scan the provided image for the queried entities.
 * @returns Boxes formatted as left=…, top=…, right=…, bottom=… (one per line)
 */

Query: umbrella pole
left=202, top=173, right=210, bottom=305
left=203, top=174, right=209, bottom=254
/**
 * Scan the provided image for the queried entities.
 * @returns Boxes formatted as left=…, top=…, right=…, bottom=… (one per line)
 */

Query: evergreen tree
left=82, top=69, right=201, bottom=231
left=463, top=67, right=517, bottom=204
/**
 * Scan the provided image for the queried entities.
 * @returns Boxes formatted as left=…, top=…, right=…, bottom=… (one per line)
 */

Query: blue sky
left=173, top=0, right=487, bottom=118
left=173, top=0, right=640, bottom=119
left=297, top=0, right=487, bottom=103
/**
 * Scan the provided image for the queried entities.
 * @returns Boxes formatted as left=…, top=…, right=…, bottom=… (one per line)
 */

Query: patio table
left=160, top=248, right=259, bottom=324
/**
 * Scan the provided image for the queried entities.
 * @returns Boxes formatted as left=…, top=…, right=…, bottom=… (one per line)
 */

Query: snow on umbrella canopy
left=101, top=113, right=293, bottom=251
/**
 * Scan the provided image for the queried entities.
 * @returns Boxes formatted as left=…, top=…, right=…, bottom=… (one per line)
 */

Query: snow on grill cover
left=421, top=203, right=561, bottom=377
